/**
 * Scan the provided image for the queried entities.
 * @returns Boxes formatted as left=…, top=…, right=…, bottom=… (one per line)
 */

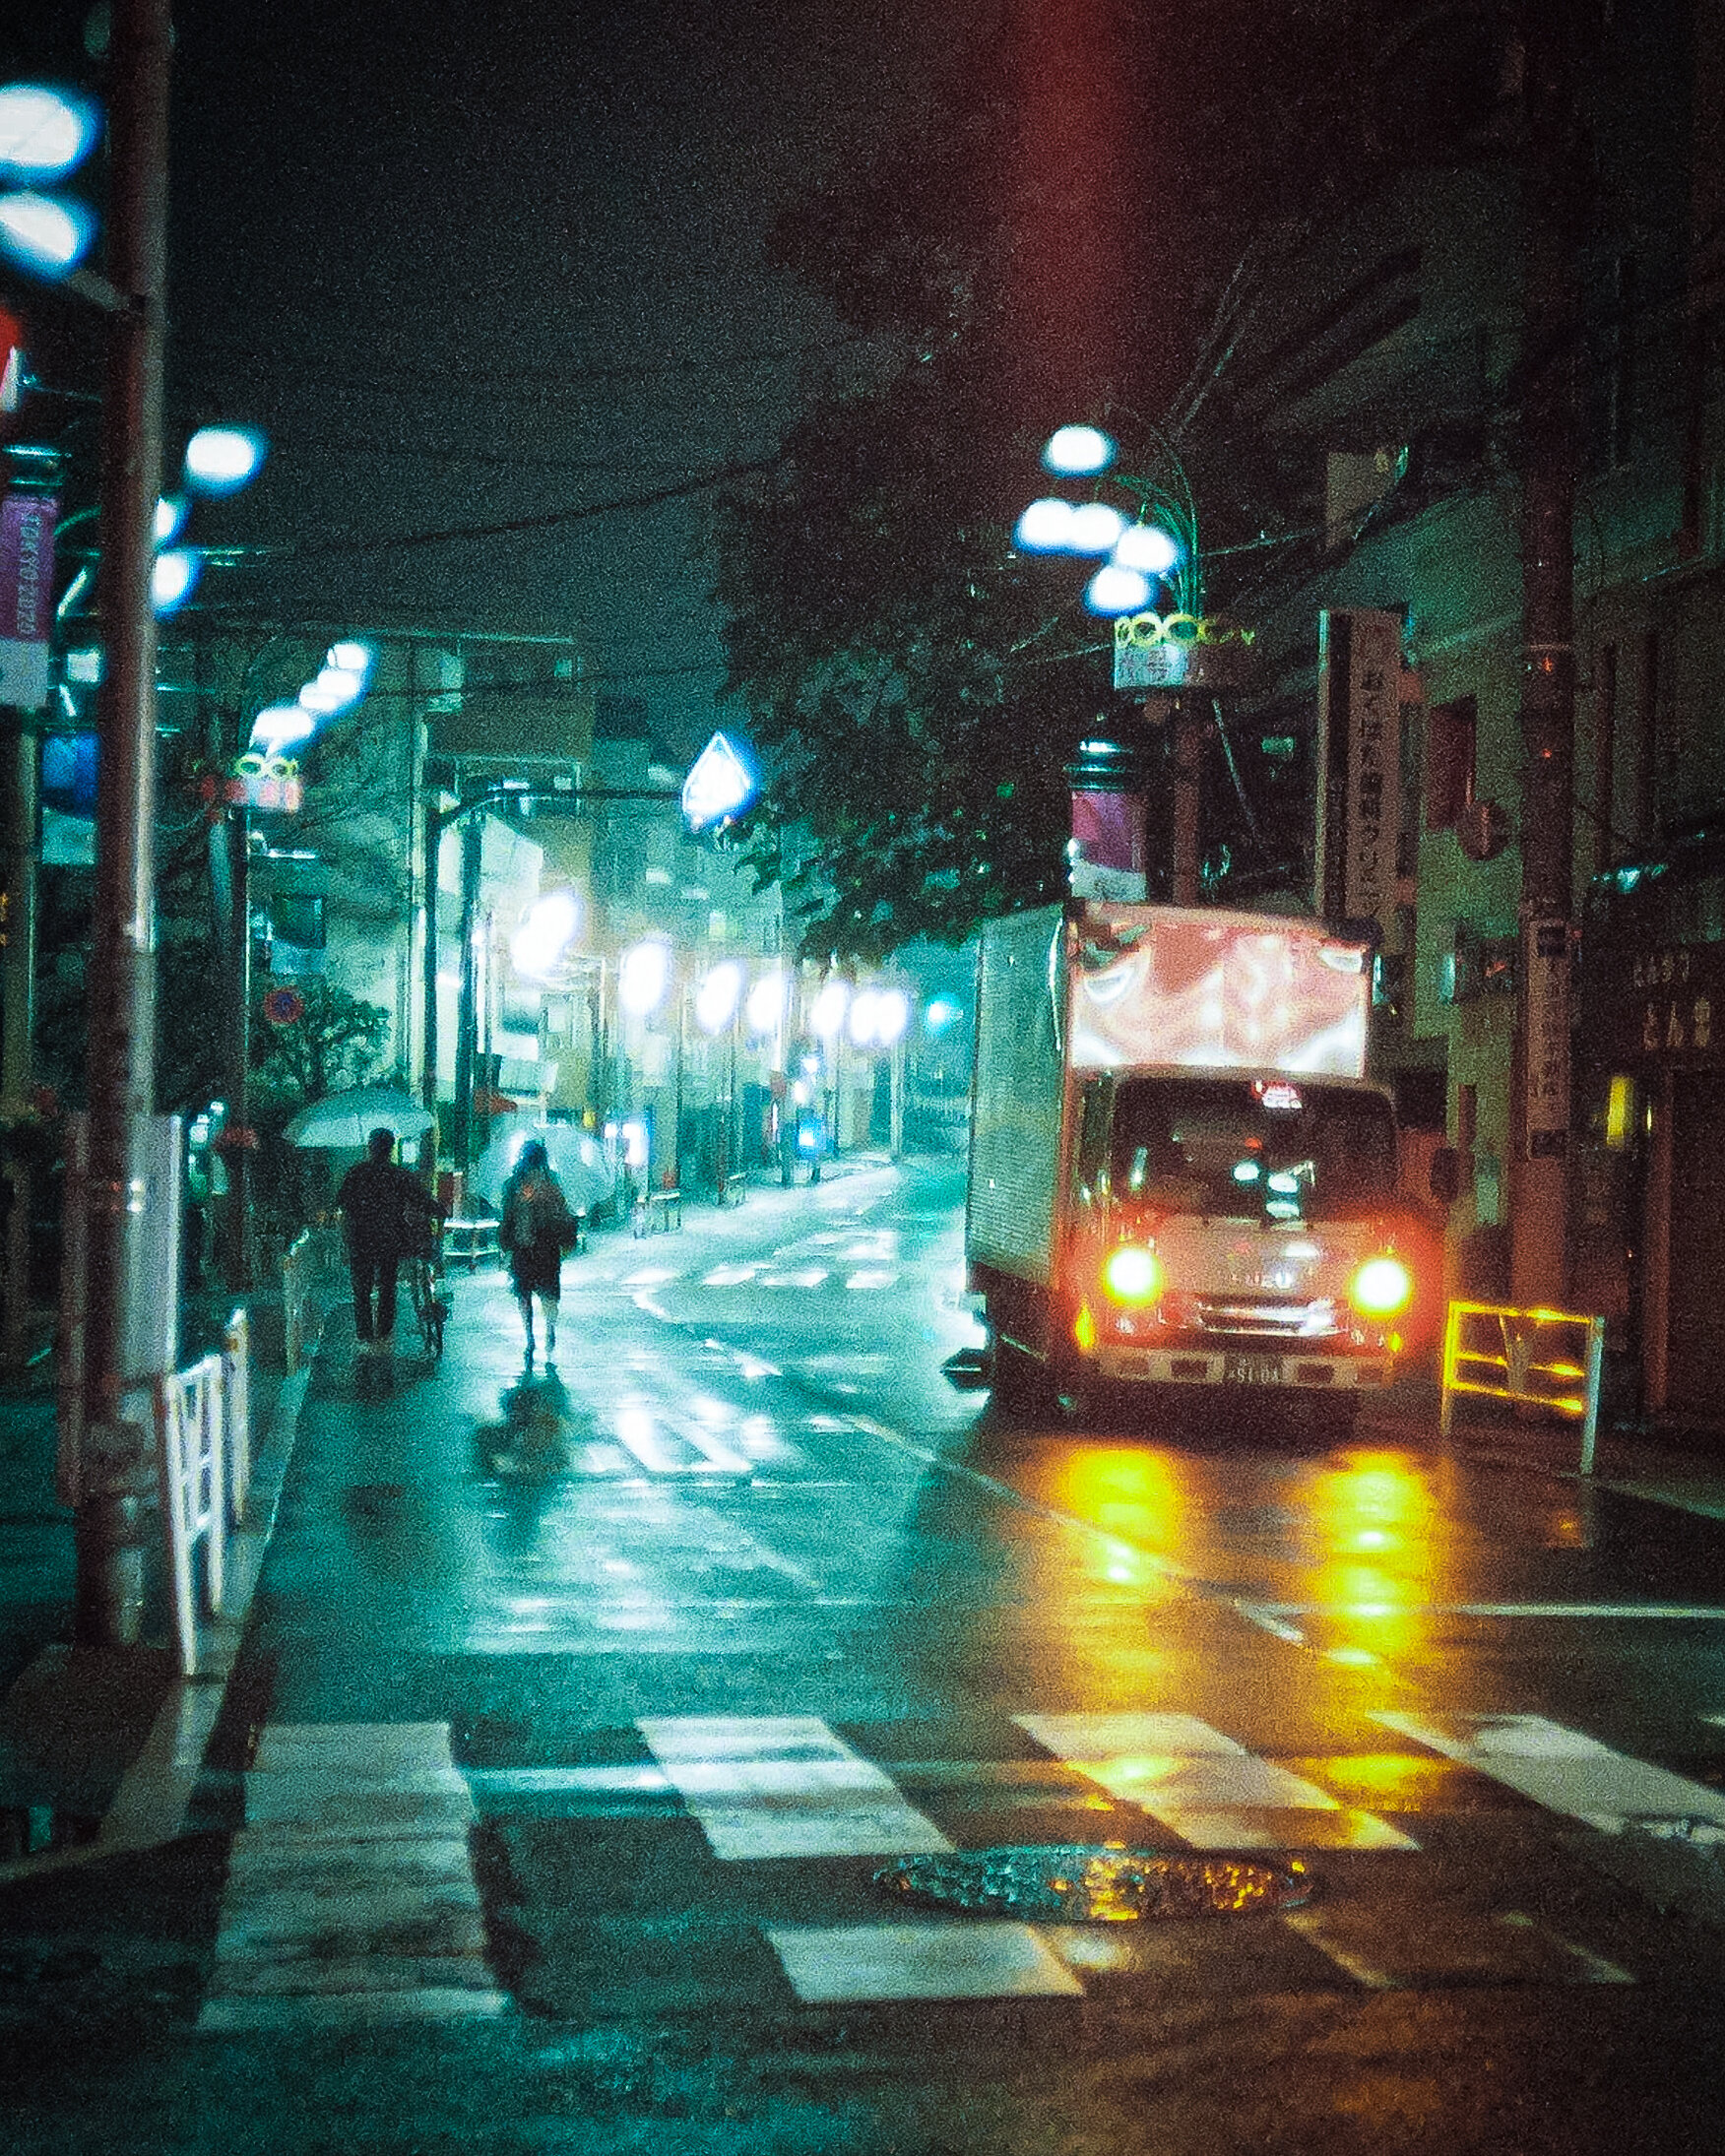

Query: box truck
left=966, top=902, right=1435, bottom=1418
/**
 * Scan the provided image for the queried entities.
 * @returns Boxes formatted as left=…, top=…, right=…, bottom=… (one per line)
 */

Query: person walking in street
left=500, top=1138, right=577, bottom=1365
left=337, top=1126, right=443, bottom=1362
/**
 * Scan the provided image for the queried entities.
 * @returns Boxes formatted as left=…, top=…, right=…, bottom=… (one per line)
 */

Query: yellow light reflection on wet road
left=1044, top=1447, right=1191, bottom=1578
left=1310, top=1450, right=1438, bottom=1658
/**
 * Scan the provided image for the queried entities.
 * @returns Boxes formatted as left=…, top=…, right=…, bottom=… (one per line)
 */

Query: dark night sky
left=144, top=0, right=964, bottom=750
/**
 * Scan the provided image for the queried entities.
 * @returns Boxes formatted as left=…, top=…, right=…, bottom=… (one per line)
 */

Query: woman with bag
left=499, top=1139, right=577, bottom=1365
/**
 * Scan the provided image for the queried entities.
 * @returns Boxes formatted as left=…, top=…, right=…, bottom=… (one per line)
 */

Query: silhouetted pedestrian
left=500, top=1139, right=577, bottom=1364
left=337, top=1127, right=442, bottom=1360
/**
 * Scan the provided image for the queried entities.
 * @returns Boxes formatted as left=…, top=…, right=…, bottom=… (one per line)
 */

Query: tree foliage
left=249, top=979, right=391, bottom=1116
left=711, top=1, right=1384, bottom=961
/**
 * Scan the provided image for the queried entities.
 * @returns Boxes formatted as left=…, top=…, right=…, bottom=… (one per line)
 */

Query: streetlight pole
left=1111, top=433, right=1206, bottom=905
left=77, top=0, right=171, bottom=1645
left=1020, top=422, right=1216, bottom=904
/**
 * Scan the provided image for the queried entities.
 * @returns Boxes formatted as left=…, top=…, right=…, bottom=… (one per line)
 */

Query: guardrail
left=1438, top=1299, right=1607, bottom=1475
left=632, top=1188, right=683, bottom=1237
left=283, top=1225, right=342, bottom=1372
left=156, top=1304, right=252, bottom=1678
left=444, top=1217, right=501, bottom=1269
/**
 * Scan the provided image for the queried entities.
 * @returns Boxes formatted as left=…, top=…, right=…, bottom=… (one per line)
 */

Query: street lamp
left=0, top=81, right=100, bottom=279
left=1013, top=421, right=1212, bottom=904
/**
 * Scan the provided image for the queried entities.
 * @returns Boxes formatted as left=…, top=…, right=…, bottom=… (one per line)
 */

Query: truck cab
left=1063, top=1069, right=1426, bottom=1400
left=966, top=902, right=1438, bottom=1420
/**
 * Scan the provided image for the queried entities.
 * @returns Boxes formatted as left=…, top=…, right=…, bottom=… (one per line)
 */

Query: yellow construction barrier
left=1438, top=1300, right=1607, bottom=1474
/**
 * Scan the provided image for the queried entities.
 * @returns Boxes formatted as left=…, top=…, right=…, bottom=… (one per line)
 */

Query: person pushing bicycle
left=337, top=1126, right=445, bottom=1361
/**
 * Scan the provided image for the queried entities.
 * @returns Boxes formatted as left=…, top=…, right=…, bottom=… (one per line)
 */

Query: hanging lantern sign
left=230, top=749, right=303, bottom=811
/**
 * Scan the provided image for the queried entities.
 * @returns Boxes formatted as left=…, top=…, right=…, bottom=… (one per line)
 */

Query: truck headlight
left=1103, top=1243, right=1165, bottom=1305
left=1349, top=1255, right=1413, bottom=1317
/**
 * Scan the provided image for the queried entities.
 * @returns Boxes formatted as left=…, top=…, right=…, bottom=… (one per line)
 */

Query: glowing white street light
left=0, top=189, right=94, bottom=275
left=1013, top=498, right=1076, bottom=553
left=618, top=938, right=671, bottom=1017
left=183, top=424, right=267, bottom=495
left=297, top=664, right=365, bottom=715
left=809, top=980, right=849, bottom=1041
left=681, top=730, right=755, bottom=830
left=154, top=495, right=187, bottom=544
left=745, top=971, right=787, bottom=1037
left=510, top=889, right=582, bottom=983
left=0, top=84, right=100, bottom=179
left=1113, top=521, right=1181, bottom=576
left=249, top=703, right=316, bottom=749
left=150, top=547, right=199, bottom=613
left=1067, top=501, right=1127, bottom=555
left=1043, top=424, right=1116, bottom=476
left=1084, top=562, right=1153, bottom=616
left=873, top=986, right=910, bottom=1045
left=848, top=985, right=912, bottom=1047
left=695, top=960, right=743, bottom=1035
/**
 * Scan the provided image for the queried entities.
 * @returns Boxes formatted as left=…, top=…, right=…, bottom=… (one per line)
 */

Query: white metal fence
left=283, top=1225, right=343, bottom=1372
left=155, top=1304, right=252, bottom=1677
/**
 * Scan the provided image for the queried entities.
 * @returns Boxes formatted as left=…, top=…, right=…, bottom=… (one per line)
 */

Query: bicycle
left=405, top=1223, right=449, bottom=1360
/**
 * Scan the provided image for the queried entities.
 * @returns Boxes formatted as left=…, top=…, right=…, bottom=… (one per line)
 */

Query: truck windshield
left=1110, top=1077, right=1397, bottom=1223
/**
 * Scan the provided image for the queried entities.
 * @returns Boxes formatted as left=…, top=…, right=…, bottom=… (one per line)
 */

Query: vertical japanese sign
left=0, top=492, right=57, bottom=711
left=1314, top=608, right=1399, bottom=922
left=1524, top=916, right=1570, bottom=1155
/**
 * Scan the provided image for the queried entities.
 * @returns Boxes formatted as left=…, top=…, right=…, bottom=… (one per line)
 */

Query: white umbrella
left=472, top=1120, right=615, bottom=1215
left=283, top=1084, right=435, bottom=1150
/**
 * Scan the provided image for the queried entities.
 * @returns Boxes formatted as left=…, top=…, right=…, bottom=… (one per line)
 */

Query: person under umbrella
left=499, top=1138, right=578, bottom=1365
left=337, top=1127, right=444, bottom=1362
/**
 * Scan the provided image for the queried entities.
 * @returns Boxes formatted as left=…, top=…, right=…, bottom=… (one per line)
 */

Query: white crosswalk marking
left=636, top=1714, right=955, bottom=1861
left=1375, top=1712, right=1725, bottom=1833
left=198, top=1724, right=508, bottom=2030
left=609, top=1400, right=753, bottom=1475
left=1285, top=1906, right=1634, bottom=1990
left=767, top=1920, right=1083, bottom=2002
left=1015, top=1711, right=1418, bottom=1851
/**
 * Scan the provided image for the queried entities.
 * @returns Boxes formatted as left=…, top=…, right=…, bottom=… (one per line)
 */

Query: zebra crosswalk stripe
left=630, top=1716, right=1085, bottom=2002
left=1015, top=1711, right=1419, bottom=1851
left=198, top=1723, right=509, bottom=2031
left=635, top=1714, right=955, bottom=1861
left=1375, top=1711, right=1725, bottom=1833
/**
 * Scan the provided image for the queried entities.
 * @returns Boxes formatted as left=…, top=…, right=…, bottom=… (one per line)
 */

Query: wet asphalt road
left=7, top=1158, right=1725, bottom=2154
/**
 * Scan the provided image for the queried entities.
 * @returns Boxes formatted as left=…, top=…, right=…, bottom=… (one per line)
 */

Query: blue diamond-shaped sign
left=681, top=731, right=754, bottom=830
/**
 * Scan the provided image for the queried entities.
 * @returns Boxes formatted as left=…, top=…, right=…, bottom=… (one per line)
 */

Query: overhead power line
left=252, top=454, right=784, bottom=565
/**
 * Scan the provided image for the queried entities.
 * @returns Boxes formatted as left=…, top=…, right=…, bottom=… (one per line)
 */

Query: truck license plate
left=1224, top=1354, right=1282, bottom=1386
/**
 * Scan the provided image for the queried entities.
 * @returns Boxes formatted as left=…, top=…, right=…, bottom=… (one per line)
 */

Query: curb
left=0, top=1329, right=318, bottom=1888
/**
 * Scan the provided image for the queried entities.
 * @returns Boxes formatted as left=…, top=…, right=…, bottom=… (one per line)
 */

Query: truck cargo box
left=966, top=906, right=1065, bottom=1283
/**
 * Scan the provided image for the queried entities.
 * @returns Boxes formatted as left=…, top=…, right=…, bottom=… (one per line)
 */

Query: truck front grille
left=1171, top=1294, right=1342, bottom=1341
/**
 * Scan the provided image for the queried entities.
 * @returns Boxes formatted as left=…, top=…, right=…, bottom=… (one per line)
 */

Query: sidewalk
left=0, top=1286, right=300, bottom=1871
left=4, top=1164, right=1725, bottom=1878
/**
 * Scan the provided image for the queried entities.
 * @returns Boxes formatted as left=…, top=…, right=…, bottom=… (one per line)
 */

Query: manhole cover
left=875, top=1844, right=1312, bottom=1922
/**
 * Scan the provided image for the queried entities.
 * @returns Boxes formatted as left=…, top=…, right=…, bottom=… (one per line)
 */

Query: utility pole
left=211, top=799, right=252, bottom=1290
left=1, top=711, right=39, bottom=1368
left=1169, top=700, right=1203, bottom=906
left=1510, top=0, right=1588, bottom=1307
left=76, top=0, right=171, bottom=1645
left=452, top=802, right=482, bottom=1171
